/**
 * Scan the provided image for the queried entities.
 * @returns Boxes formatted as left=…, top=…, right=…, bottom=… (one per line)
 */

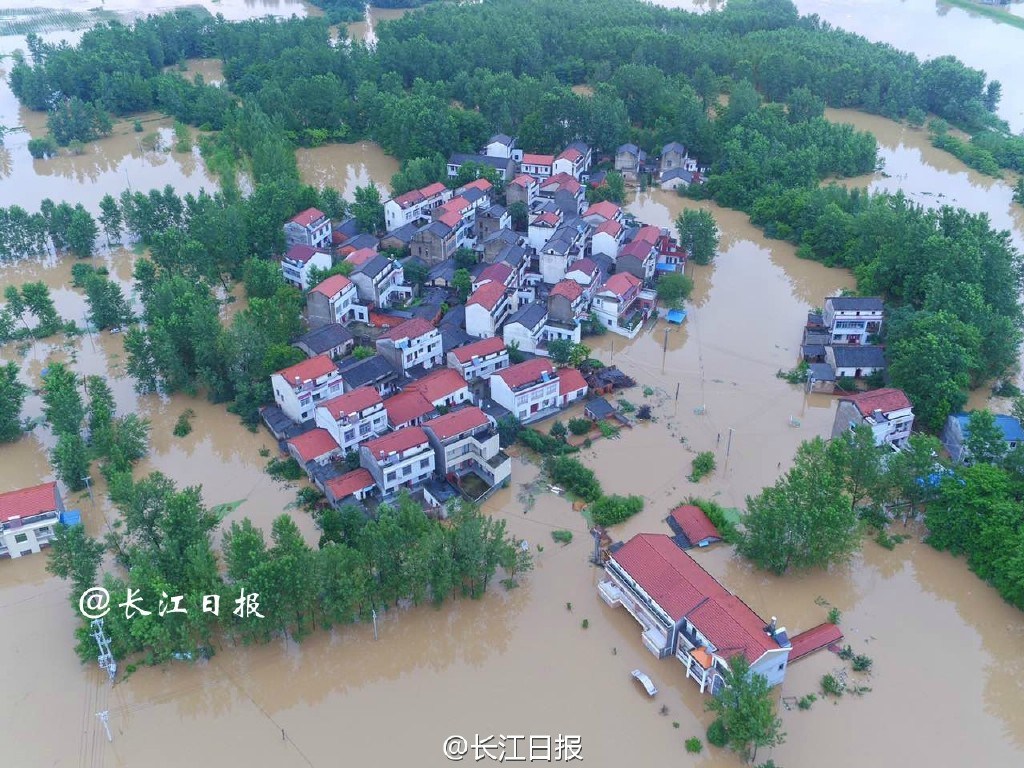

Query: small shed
left=807, top=362, right=836, bottom=394
left=666, top=308, right=687, bottom=324
left=666, top=504, right=722, bottom=548
left=585, top=396, right=616, bottom=421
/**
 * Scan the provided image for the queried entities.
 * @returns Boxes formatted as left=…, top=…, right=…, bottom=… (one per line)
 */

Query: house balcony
left=597, top=580, right=669, bottom=658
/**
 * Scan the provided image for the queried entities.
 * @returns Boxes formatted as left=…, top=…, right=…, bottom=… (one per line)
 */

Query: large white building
left=375, top=318, right=443, bottom=374
left=271, top=355, right=344, bottom=423
left=315, top=386, right=389, bottom=454
left=281, top=244, right=332, bottom=291
left=423, top=406, right=511, bottom=490
left=306, top=273, right=363, bottom=328
left=284, top=207, right=331, bottom=250
left=384, top=182, right=452, bottom=232
left=830, top=388, right=914, bottom=450
left=465, top=281, right=513, bottom=339
left=823, top=296, right=884, bottom=345
left=446, top=337, right=509, bottom=383
left=1, top=481, right=63, bottom=559
left=360, top=427, right=436, bottom=498
left=489, top=358, right=561, bottom=424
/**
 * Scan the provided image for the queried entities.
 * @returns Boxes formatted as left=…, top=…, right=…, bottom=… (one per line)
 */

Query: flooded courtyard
left=3, top=2, right=1024, bottom=767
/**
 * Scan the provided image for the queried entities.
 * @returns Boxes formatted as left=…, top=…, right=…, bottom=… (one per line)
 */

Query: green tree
left=352, top=184, right=385, bottom=234
left=21, top=281, right=62, bottom=336
left=0, top=362, right=28, bottom=442
left=47, top=523, right=105, bottom=597
left=550, top=420, right=567, bottom=441
left=52, top=432, right=90, bottom=492
left=739, top=437, right=859, bottom=574
left=586, top=171, right=626, bottom=204
left=675, top=209, right=720, bottom=266
left=884, top=434, right=945, bottom=521
left=655, top=272, right=693, bottom=308
left=507, top=201, right=528, bottom=231
left=786, top=85, right=825, bottom=124
left=84, top=273, right=131, bottom=329
left=693, top=63, right=717, bottom=112
left=66, top=205, right=98, bottom=258
left=451, top=161, right=502, bottom=191
left=86, top=375, right=116, bottom=456
left=98, top=194, right=122, bottom=248
left=547, top=340, right=590, bottom=368
left=454, top=247, right=478, bottom=270
left=42, top=362, right=84, bottom=436
left=4, top=285, right=31, bottom=334
left=828, top=424, right=887, bottom=512
left=964, top=409, right=1008, bottom=465
left=242, top=258, right=285, bottom=300
left=704, top=656, right=786, bottom=763
left=452, top=268, right=472, bottom=302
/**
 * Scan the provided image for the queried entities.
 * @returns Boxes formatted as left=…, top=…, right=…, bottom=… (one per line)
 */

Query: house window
left=360, top=422, right=372, bottom=436
left=420, top=458, right=430, bottom=468
left=14, top=533, right=28, bottom=544
left=403, top=464, right=412, bottom=476
left=386, top=471, right=397, bottom=481
left=344, top=429, right=356, bottom=442
left=778, top=663, right=785, bottom=671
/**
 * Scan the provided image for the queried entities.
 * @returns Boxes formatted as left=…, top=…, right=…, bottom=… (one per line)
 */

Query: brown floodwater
left=656, top=0, right=1024, bottom=131
left=346, top=7, right=413, bottom=46
left=3, top=2, right=1024, bottom=767
left=296, top=141, right=399, bottom=199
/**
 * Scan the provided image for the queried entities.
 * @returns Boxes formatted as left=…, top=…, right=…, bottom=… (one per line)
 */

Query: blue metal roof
left=953, top=413, right=1024, bottom=442
left=666, top=309, right=687, bottom=324
left=60, top=510, right=82, bottom=526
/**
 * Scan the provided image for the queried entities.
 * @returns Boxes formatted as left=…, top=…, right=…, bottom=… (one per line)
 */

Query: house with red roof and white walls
left=830, top=388, right=914, bottom=451
left=0, top=482, right=65, bottom=559
left=422, top=406, right=511, bottom=492
left=280, top=244, right=332, bottom=291
left=271, top=355, right=345, bottom=423
left=359, top=427, right=436, bottom=499
left=384, top=182, right=452, bottom=232
left=375, top=318, right=443, bottom=374
left=284, top=207, right=332, bottom=250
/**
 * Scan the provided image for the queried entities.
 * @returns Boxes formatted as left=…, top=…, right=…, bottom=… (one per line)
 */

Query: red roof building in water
left=667, top=504, right=722, bottom=548
left=0, top=481, right=63, bottom=558
left=0, top=482, right=60, bottom=524
left=600, top=533, right=793, bottom=693
left=325, top=468, right=376, bottom=505
left=287, top=428, right=341, bottom=465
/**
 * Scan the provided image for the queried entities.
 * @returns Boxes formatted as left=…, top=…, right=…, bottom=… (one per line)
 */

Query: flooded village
left=2, top=2, right=1024, bottom=767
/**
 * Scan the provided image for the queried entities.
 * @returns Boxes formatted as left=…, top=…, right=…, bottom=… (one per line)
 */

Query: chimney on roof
left=872, top=409, right=884, bottom=421
left=768, top=616, right=777, bottom=634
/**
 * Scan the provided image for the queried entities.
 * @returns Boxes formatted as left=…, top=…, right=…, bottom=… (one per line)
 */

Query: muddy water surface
left=346, top=7, right=412, bottom=46
left=296, top=140, right=399, bottom=199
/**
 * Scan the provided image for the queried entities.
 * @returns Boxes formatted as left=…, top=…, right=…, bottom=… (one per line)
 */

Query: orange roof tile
left=423, top=406, right=490, bottom=441
left=276, top=355, right=337, bottom=385
left=290, top=207, right=326, bottom=227
left=478, top=262, right=513, bottom=285
left=600, top=272, right=641, bottom=298
left=409, top=368, right=468, bottom=403
left=310, top=273, right=353, bottom=297
left=595, top=219, right=623, bottom=237
left=550, top=279, right=584, bottom=302
left=557, top=147, right=583, bottom=162
left=460, top=178, right=493, bottom=193
left=466, top=281, right=506, bottom=312
left=669, top=504, right=722, bottom=545
left=0, top=482, right=59, bottom=523
left=420, top=182, right=448, bottom=198
left=345, top=247, right=378, bottom=266
left=583, top=201, right=621, bottom=221
left=287, top=428, right=340, bottom=463
left=326, top=468, right=375, bottom=500
left=510, top=174, right=536, bottom=188
left=534, top=211, right=560, bottom=227
left=840, top=388, right=912, bottom=417
left=495, top=358, right=555, bottom=390
left=380, top=318, right=436, bottom=341
left=557, top=367, right=587, bottom=395
left=437, top=210, right=462, bottom=229
left=450, top=336, right=506, bottom=363
left=319, top=386, right=383, bottom=420
left=522, top=153, right=554, bottom=166
left=364, top=426, right=429, bottom=458
left=384, top=390, right=434, bottom=426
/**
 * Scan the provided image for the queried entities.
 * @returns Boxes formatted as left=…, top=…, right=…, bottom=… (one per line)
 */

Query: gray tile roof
left=827, top=296, right=884, bottom=312
left=662, top=142, right=686, bottom=155
left=295, top=323, right=354, bottom=355
left=831, top=345, right=887, bottom=369
left=440, top=304, right=465, bottom=329
left=506, top=302, right=547, bottom=330
left=449, top=153, right=512, bottom=171
left=808, top=363, right=836, bottom=381
left=429, top=259, right=457, bottom=283
left=356, top=254, right=393, bottom=279
left=337, top=354, right=398, bottom=389
left=387, top=222, right=420, bottom=245
left=488, top=134, right=513, bottom=146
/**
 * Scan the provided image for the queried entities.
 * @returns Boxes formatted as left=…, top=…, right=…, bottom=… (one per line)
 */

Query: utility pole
left=97, top=711, right=112, bottom=743
left=82, top=475, right=95, bottom=507
left=372, top=608, right=378, bottom=641
left=91, top=618, right=117, bottom=683
left=661, top=327, right=669, bottom=373
left=726, top=427, right=734, bottom=458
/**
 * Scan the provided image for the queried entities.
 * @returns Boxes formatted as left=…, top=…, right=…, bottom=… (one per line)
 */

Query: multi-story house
left=475, top=204, right=511, bottom=242
left=280, top=244, right=332, bottom=290
left=324, top=468, right=377, bottom=508
left=423, top=406, right=511, bottom=490
left=0, top=481, right=64, bottom=559
left=337, top=354, right=400, bottom=397
left=483, top=133, right=517, bottom=159
left=660, top=142, right=692, bottom=174
left=465, top=281, right=513, bottom=339
left=502, top=302, right=581, bottom=355
left=539, top=221, right=588, bottom=285
left=592, top=219, right=624, bottom=258
left=410, top=213, right=461, bottom=265
left=409, top=368, right=472, bottom=410
left=823, top=296, right=884, bottom=345
left=617, top=238, right=657, bottom=283
left=506, top=174, right=538, bottom=208
left=375, top=318, right=443, bottom=374
left=272, top=354, right=344, bottom=423
left=473, top=262, right=517, bottom=293
left=446, top=336, right=509, bottom=383
left=547, top=279, right=587, bottom=324
left=564, top=258, right=602, bottom=301
left=293, top=324, right=354, bottom=360
left=537, top=173, right=585, bottom=217
left=489, top=358, right=561, bottom=423
left=557, top=367, right=588, bottom=408
left=286, top=428, right=343, bottom=472
left=384, top=182, right=452, bottom=232
left=284, top=207, right=331, bottom=250
left=528, top=210, right=562, bottom=252
left=553, top=143, right=591, bottom=180
left=942, top=412, right=1024, bottom=465
left=581, top=200, right=622, bottom=227
left=825, top=345, right=887, bottom=379
left=360, top=427, right=436, bottom=498
left=615, top=144, right=646, bottom=182
left=599, top=533, right=794, bottom=693
left=306, top=273, right=361, bottom=328
left=592, top=272, right=645, bottom=339
left=831, top=388, right=914, bottom=451
left=350, top=254, right=411, bottom=308
left=383, top=389, right=436, bottom=430
left=519, top=153, right=554, bottom=179
left=314, top=386, right=388, bottom=454
left=455, top=178, right=494, bottom=208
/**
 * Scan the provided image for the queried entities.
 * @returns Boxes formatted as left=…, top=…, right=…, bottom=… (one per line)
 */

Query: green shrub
left=820, top=673, right=844, bottom=697
left=568, top=417, right=592, bottom=436
left=27, top=136, right=57, bottom=159
left=852, top=654, right=873, bottom=673
left=797, top=693, right=817, bottom=710
left=617, top=399, right=636, bottom=413
left=172, top=408, right=195, bottom=438
left=266, top=456, right=304, bottom=481
left=685, top=497, right=740, bottom=543
left=519, top=428, right=577, bottom=456
left=685, top=737, right=703, bottom=754
left=351, top=345, right=374, bottom=361
left=597, top=421, right=619, bottom=438
left=689, top=451, right=716, bottom=481
left=828, top=607, right=842, bottom=625
left=706, top=719, right=727, bottom=748
left=133, top=120, right=143, bottom=132
left=550, top=420, right=567, bottom=440
left=551, top=529, right=573, bottom=545
left=581, top=619, right=589, bottom=629
left=545, top=456, right=602, bottom=501
left=643, top=386, right=655, bottom=397
left=590, top=494, right=644, bottom=526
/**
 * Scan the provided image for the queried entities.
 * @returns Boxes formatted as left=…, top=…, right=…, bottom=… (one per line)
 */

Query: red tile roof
left=384, top=390, right=434, bottom=426
left=583, top=201, right=621, bottom=221
left=310, top=273, right=354, bottom=297
left=436, top=210, right=462, bottom=229
left=423, top=406, right=490, bottom=440
left=522, top=153, right=554, bottom=166
left=410, top=368, right=468, bottom=403
left=467, top=281, right=507, bottom=312
left=287, top=428, right=339, bottom=463
left=460, top=178, right=493, bottom=193
left=557, top=147, right=583, bottom=162
left=669, top=505, right=722, bottom=545
left=534, top=211, right=560, bottom=227
left=478, top=262, right=513, bottom=285
left=290, top=207, right=326, bottom=227
left=380, top=318, right=436, bottom=341
left=450, top=336, right=506, bottom=363
left=789, top=623, right=844, bottom=661
left=284, top=244, right=328, bottom=264
left=619, top=239, right=654, bottom=260
left=345, top=247, right=378, bottom=266
left=495, top=358, right=555, bottom=390
left=600, top=272, right=641, bottom=298
left=611, top=534, right=779, bottom=664
left=320, top=386, right=382, bottom=419
left=557, top=367, right=587, bottom=396
left=364, top=426, right=429, bottom=458
left=550, top=279, right=583, bottom=302
left=0, top=482, right=59, bottom=523
left=276, top=355, right=337, bottom=385
left=420, top=182, right=448, bottom=198
left=634, top=225, right=661, bottom=245
left=595, top=219, right=624, bottom=237
left=393, top=188, right=425, bottom=209
left=840, top=388, right=912, bottom=418
left=510, top=174, right=535, bottom=188
left=325, top=468, right=375, bottom=500
left=567, top=257, right=599, bottom=278
left=542, top=172, right=582, bottom=195
left=441, top=196, right=470, bottom=213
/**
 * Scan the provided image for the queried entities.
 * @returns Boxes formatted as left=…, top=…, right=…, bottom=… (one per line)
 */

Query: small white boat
left=631, top=669, right=658, bottom=696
